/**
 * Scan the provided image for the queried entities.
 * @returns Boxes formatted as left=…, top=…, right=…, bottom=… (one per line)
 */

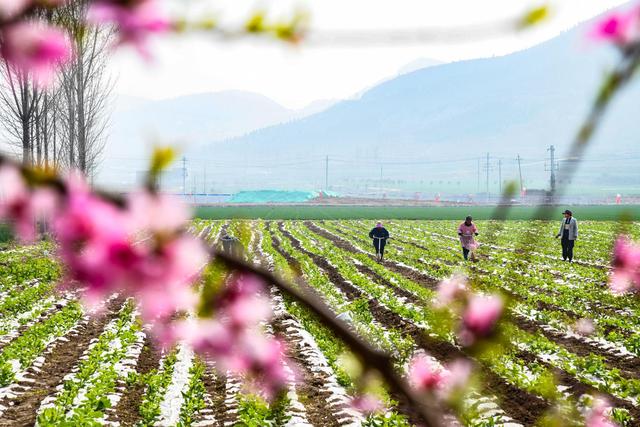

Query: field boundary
left=194, top=204, right=640, bottom=220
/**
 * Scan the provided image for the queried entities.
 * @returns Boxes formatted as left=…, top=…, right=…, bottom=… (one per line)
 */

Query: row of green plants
left=273, top=222, right=527, bottom=426
left=129, top=349, right=179, bottom=426
left=0, top=300, right=82, bottom=387
left=0, top=245, right=60, bottom=293
left=334, top=219, right=640, bottom=358
left=287, top=223, right=565, bottom=400
left=177, top=359, right=208, bottom=426
left=296, top=222, right=636, bottom=426
left=37, top=300, right=142, bottom=426
left=258, top=222, right=413, bottom=427
left=377, top=220, right=640, bottom=356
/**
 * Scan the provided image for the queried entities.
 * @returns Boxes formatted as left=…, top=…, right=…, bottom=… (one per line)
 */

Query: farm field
left=0, top=219, right=639, bottom=426
left=193, top=205, right=640, bottom=221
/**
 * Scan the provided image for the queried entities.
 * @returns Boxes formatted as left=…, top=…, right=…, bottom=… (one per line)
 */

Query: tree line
left=0, top=0, right=112, bottom=178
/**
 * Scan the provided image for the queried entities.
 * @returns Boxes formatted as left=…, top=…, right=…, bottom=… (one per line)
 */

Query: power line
left=305, top=18, right=524, bottom=47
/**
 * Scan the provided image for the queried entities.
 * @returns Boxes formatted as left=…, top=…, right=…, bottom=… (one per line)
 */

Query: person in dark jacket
left=369, top=222, right=390, bottom=262
left=555, top=209, right=578, bottom=262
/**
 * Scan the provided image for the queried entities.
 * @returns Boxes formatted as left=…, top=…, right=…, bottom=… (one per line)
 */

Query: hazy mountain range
left=100, top=58, right=440, bottom=188
left=107, top=92, right=336, bottom=158
left=101, top=91, right=341, bottom=187
left=102, top=14, right=640, bottom=196
left=186, top=21, right=640, bottom=195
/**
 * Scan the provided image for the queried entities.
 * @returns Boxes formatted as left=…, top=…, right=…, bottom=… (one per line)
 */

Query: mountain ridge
left=186, top=18, right=640, bottom=194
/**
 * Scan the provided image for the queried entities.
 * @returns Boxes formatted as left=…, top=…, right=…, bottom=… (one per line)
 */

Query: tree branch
left=211, top=249, right=444, bottom=427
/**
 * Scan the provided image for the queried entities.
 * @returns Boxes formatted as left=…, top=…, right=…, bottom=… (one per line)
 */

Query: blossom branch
left=0, top=152, right=445, bottom=426
left=212, top=249, right=445, bottom=427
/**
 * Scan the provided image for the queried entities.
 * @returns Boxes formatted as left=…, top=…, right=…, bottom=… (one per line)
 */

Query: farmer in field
left=221, top=233, right=242, bottom=258
left=369, top=222, right=390, bottom=262
left=556, top=209, right=578, bottom=262
left=458, top=216, right=479, bottom=261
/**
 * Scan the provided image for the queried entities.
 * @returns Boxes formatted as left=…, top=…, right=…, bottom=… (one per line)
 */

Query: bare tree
left=0, top=63, right=43, bottom=166
left=55, top=0, right=113, bottom=177
left=0, top=0, right=113, bottom=175
left=34, top=89, right=62, bottom=168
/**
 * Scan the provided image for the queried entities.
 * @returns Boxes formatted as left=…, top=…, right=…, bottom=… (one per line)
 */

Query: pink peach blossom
left=87, top=0, right=170, bottom=58
left=586, top=397, right=619, bottom=427
left=575, top=318, right=595, bottom=336
left=160, top=319, right=233, bottom=357
left=0, top=21, right=71, bottom=86
left=154, top=273, right=287, bottom=397
left=459, top=294, right=503, bottom=346
left=227, top=294, right=272, bottom=328
left=0, top=0, right=31, bottom=19
left=609, top=236, right=640, bottom=294
left=0, top=165, right=31, bottom=239
left=436, top=274, right=468, bottom=306
left=0, top=165, right=58, bottom=242
left=590, top=8, right=640, bottom=46
left=350, top=394, right=385, bottom=414
left=409, top=354, right=446, bottom=391
left=441, top=359, right=472, bottom=397
left=127, top=191, right=191, bottom=234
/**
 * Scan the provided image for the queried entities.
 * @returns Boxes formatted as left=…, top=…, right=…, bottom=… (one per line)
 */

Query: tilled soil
left=276, top=223, right=550, bottom=426
left=305, top=221, right=640, bottom=423
left=201, top=363, right=226, bottom=427
left=0, top=299, right=63, bottom=353
left=113, top=333, right=162, bottom=426
left=305, top=222, right=440, bottom=289
left=257, top=227, right=345, bottom=427
left=271, top=314, right=344, bottom=427
left=516, top=351, right=640, bottom=420
left=0, top=296, right=126, bottom=427
left=312, top=222, right=640, bottom=384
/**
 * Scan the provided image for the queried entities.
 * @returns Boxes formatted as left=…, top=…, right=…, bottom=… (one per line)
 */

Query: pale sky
left=110, top=0, right=629, bottom=109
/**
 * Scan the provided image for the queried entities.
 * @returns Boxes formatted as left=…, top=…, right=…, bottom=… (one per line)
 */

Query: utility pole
left=193, top=175, right=197, bottom=197
left=181, top=156, right=187, bottom=195
left=498, top=159, right=502, bottom=194
left=325, top=155, right=329, bottom=191
left=477, top=158, right=480, bottom=192
left=546, top=145, right=558, bottom=193
left=203, top=166, right=206, bottom=194
left=516, top=154, right=523, bottom=194
left=485, top=152, right=490, bottom=202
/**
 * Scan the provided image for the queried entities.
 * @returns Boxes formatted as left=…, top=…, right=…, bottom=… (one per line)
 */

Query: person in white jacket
left=555, top=209, right=578, bottom=262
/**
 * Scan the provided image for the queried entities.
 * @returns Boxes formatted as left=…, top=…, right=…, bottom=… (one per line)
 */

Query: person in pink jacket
left=458, top=216, right=478, bottom=260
